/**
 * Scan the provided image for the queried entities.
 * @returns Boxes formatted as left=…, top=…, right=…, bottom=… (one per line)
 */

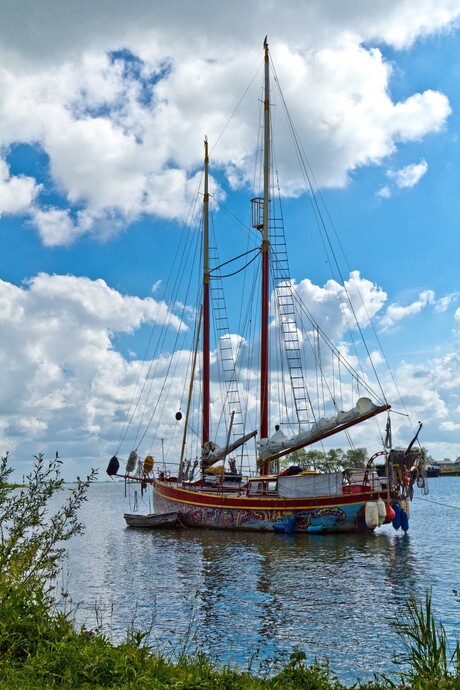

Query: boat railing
left=245, top=468, right=387, bottom=498
left=342, top=468, right=385, bottom=493
left=152, top=464, right=386, bottom=497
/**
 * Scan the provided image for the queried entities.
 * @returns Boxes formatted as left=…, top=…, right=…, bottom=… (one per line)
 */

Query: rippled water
left=56, top=477, right=460, bottom=684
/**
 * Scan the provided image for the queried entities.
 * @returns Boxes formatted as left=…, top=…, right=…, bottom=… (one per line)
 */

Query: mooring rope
left=414, top=496, right=460, bottom=511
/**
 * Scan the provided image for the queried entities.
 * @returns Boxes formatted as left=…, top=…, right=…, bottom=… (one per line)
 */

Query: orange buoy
left=143, top=455, right=154, bottom=474
left=385, top=503, right=396, bottom=522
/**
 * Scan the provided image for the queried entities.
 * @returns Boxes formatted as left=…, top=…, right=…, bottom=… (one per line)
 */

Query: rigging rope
left=414, top=496, right=460, bottom=511
left=214, top=250, right=261, bottom=279
left=270, top=55, right=388, bottom=407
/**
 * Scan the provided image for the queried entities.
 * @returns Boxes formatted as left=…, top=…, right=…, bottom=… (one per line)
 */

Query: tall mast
left=260, top=38, right=271, bottom=475
left=202, top=138, right=210, bottom=448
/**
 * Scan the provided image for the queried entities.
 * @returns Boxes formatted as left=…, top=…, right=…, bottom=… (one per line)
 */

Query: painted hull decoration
left=154, top=482, right=362, bottom=533
left=107, top=39, right=428, bottom=534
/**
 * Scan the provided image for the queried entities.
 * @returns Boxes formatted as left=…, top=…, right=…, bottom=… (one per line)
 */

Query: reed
left=390, top=590, right=460, bottom=688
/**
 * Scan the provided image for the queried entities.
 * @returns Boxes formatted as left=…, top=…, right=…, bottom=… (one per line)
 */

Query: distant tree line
left=280, top=447, right=368, bottom=473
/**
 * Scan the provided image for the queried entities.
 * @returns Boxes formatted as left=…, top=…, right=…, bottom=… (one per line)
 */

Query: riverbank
left=1, top=593, right=459, bottom=690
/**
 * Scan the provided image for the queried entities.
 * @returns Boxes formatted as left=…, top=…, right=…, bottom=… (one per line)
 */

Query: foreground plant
left=0, top=452, right=96, bottom=593
left=0, top=452, right=96, bottom=661
left=391, top=590, right=460, bottom=688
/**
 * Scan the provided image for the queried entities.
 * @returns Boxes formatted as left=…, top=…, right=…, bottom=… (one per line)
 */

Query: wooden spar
left=179, top=306, right=203, bottom=477
left=264, top=403, right=391, bottom=466
left=202, top=137, right=210, bottom=447
left=260, top=37, right=270, bottom=475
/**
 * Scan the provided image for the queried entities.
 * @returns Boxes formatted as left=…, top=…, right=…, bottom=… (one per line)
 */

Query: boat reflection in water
left=141, top=526, right=424, bottom=682
left=63, top=482, right=459, bottom=685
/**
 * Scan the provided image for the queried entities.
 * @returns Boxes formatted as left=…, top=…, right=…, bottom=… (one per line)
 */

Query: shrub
left=0, top=453, right=96, bottom=662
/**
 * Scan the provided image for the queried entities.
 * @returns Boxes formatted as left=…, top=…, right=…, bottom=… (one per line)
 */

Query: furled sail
left=201, top=429, right=257, bottom=465
left=257, top=398, right=390, bottom=462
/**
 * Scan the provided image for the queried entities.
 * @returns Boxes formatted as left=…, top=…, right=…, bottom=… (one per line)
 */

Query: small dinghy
left=123, top=511, right=179, bottom=528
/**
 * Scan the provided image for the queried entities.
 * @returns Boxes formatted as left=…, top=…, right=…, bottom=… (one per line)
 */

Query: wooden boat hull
left=153, top=480, right=387, bottom=533
left=124, top=511, right=179, bottom=528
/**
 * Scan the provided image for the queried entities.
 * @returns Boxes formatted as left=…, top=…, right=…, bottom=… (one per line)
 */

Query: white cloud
left=380, top=290, right=436, bottom=330
left=0, top=2, right=460, bottom=472
left=0, top=2, right=454, bottom=244
left=30, top=206, right=128, bottom=247
left=0, top=158, right=40, bottom=215
left=384, top=351, right=460, bottom=461
left=354, top=0, right=460, bottom=50
left=439, top=420, right=460, bottom=431
left=377, top=186, right=391, bottom=199
left=436, top=293, right=458, bottom=313
left=31, top=208, right=82, bottom=246
left=388, top=160, right=428, bottom=189
left=381, top=290, right=458, bottom=331
left=294, top=271, right=387, bottom=341
left=378, top=160, right=429, bottom=198
left=368, top=350, right=384, bottom=367
left=0, top=268, right=389, bottom=474
left=0, top=265, right=458, bottom=475
left=0, top=273, right=188, bottom=470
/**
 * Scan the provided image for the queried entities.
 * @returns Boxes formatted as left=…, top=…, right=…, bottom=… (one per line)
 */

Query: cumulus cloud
left=0, top=263, right=458, bottom=475
left=380, top=290, right=436, bottom=331
left=31, top=208, right=84, bottom=246
left=390, top=160, right=428, bottom=189
left=1, top=1, right=460, bottom=472
left=381, top=290, right=458, bottom=330
left=387, top=352, right=460, bottom=451
left=294, top=271, right=387, bottom=340
left=0, top=267, right=390, bottom=474
left=0, top=1, right=454, bottom=244
left=439, top=420, right=460, bottom=431
left=377, top=160, right=429, bottom=198
left=0, top=273, right=188, bottom=469
left=0, top=158, right=40, bottom=215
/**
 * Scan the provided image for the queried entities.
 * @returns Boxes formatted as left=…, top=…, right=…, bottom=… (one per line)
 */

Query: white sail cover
left=202, top=429, right=257, bottom=462
left=257, top=397, right=382, bottom=460
left=278, top=472, right=343, bottom=498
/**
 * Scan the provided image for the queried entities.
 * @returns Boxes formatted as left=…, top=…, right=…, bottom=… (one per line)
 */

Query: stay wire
left=270, top=55, right=388, bottom=406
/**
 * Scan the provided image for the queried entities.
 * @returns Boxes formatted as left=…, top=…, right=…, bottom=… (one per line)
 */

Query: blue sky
left=1, top=1, right=460, bottom=479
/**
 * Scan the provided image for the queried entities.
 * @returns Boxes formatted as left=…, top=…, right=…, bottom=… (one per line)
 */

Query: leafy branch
left=0, top=452, right=96, bottom=605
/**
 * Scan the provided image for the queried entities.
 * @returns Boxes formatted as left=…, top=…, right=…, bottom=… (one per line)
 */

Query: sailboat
left=107, top=39, right=427, bottom=533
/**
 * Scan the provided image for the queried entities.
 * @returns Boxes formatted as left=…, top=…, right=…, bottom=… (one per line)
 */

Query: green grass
left=1, top=453, right=460, bottom=689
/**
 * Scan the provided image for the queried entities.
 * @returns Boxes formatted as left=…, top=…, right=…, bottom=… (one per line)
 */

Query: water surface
left=57, top=477, right=460, bottom=684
